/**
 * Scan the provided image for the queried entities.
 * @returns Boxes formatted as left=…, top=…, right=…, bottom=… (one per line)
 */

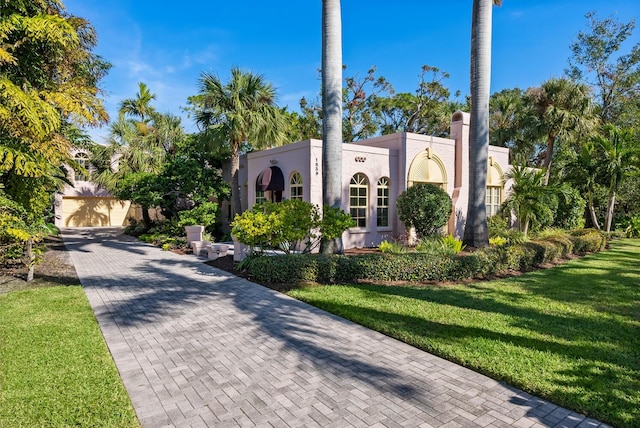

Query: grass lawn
left=288, top=238, right=640, bottom=428
left=0, top=286, right=139, bottom=427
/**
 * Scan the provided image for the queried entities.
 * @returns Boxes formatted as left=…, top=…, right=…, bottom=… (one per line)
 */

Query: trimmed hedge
left=248, top=229, right=608, bottom=285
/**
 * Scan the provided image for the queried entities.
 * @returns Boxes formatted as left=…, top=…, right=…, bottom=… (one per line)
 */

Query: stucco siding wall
left=340, top=144, right=398, bottom=248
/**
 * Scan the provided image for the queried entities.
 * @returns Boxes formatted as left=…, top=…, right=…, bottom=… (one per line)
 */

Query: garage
left=60, top=196, right=133, bottom=227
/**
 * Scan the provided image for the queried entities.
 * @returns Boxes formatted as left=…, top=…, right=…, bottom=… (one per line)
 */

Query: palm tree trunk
left=463, top=0, right=493, bottom=248
left=605, top=190, right=616, bottom=232
left=230, top=143, right=242, bottom=216
left=321, top=0, right=344, bottom=254
left=542, top=135, right=555, bottom=185
left=587, top=192, right=600, bottom=230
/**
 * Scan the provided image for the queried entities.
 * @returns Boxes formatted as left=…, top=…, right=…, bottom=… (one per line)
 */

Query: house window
left=377, top=177, right=390, bottom=228
left=74, top=152, right=90, bottom=181
left=256, top=189, right=266, bottom=205
left=486, top=186, right=502, bottom=217
left=290, top=172, right=303, bottom=200
left=350, top=173, right=368, bottom=228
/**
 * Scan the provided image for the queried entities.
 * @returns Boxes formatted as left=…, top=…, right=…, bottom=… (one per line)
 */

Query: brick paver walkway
left=62, top=227, right=607, bottom=428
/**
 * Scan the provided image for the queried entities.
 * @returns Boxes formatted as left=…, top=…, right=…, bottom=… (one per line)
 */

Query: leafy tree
left=0, top=0, right=109, bottom=197
left=489, top=88, right=536, bottom=164
left=342, top=66, right=394, bottom=142
left=190, top=68, right=288, bottom=217
left=524, top=78, right=596, bottom=184
left=373, top=65, right=459, bottom=137
left=282, top=106, right=322, bottom=142
left=396, top=183, right=452, bottom=239
left=0, top=0, right=108, bottom=278
left=567, top=12, right=640, bottom=127
left=321, top=0, right=344, bottom=254
left=152, top=136, right=229, bottom=221
left=463, top=0, right=501, bottom=248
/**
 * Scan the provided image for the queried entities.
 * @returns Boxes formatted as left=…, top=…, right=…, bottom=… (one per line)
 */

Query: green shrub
left=248, top=229, right=608, bottom=284
left=534, top=229, right=574, bottom=258
left=553, top=187, right=586, bottom=230
left=441, top=235, right=466, bottom=254
left=320, top=205, right=356, bottom=241
left=396, top=183, right=452, bottom=238
left=415, top=237, right=445, bottom=255
left=178, top=201, right=219, bottom=233
left=488, top=215, right=509, bottom=238
left=232, top=201, right=353, bottom=255
left=489, top=236, right=507, bottom=246
left=617, top=215, right=640, bottom=238
left=570, top=229, right=607, bottom=253
left=378, top=240, right=407, bottom=254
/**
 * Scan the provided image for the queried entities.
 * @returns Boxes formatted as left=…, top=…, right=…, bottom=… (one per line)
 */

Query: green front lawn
left=0, top=286, right=139, bottom=427
left=288, top=239, right=640, bottom=427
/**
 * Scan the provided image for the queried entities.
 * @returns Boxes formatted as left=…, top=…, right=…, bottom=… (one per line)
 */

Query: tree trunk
left=231, top=142, right=242, bottom=217
left=587, top=192, right=600, bottom=230
left=605, top=190, right=616, bottom=232
left=321, top=0, right=344, bottom=254
left=141, top=206, right=152, bottom=228
left=26, top=237, right=35, bottom=282
left=542, top=134, right=555, bottom=185
left=463, top=0, right=493, bottom=249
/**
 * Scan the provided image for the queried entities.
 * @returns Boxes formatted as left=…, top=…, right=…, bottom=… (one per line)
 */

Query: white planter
left=231, top=234, right=250, bottom=262
left=184, top=225, right=204, bottom=246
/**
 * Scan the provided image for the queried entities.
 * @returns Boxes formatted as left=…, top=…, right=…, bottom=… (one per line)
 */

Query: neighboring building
left=54, top=149, right=157, bottom=228
left=228, top=111, right=511, bottom=249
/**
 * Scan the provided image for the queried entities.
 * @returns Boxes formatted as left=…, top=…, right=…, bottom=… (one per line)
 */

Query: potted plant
left=178, top=202, right=218, bottom=246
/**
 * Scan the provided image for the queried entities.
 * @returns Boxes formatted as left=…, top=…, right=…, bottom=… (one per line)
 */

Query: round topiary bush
left=396, top=183, right=452, bottom=238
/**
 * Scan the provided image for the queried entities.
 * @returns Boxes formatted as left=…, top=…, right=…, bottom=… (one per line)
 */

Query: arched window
left=74, top=152, right=90, bottom=181
left=486, top=158, right=504, bottom=217
left=377, top=177, right=390, bottom=228
left=255, top=189, right=266, bottom=204
left=407, top=149, right=447, bottom=189
left=290, top=172, right=303, bottom=200
left=349, top=173, right=368, bottom=228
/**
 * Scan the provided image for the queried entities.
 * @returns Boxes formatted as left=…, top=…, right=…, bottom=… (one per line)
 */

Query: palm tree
left=565, top=141, right=603, bottom=229
left=191, top=68, right=288, bottom=216
left=321, top=0, right=344, bottom=254
left=463, top=0, right=501, bottom=248
left=595, top=124, right=639, bottom=232
left=524, top=78, right=596, bottom=185
left=119, top=82, right=157, bottom=125
left=503, top=166, right=558, bottom=236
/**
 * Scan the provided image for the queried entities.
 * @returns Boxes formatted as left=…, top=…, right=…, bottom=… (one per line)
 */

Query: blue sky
left=63, top=0, right=639, bottom=143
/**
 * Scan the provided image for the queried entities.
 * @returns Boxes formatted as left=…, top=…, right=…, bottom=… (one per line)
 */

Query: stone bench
left=191, top=240, right=211, bottom=256
left=205, top=244, right=229, bottom=260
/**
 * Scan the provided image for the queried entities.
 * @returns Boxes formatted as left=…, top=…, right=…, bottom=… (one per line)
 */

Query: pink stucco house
left=231, top=111, right=511, bottom=249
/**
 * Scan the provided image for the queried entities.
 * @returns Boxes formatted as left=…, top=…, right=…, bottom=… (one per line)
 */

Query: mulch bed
left=0, top=236, right=80, bottom=295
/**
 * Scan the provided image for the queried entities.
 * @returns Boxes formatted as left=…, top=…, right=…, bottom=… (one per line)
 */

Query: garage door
left=61, top=197, right=132, bottom=227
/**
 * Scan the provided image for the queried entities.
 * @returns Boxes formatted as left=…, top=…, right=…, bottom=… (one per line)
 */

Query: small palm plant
left=502, top=166, right=565, bottom=237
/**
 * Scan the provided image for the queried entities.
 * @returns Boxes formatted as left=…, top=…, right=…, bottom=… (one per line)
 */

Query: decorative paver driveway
left=62, top=227, right=607, bottom=428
